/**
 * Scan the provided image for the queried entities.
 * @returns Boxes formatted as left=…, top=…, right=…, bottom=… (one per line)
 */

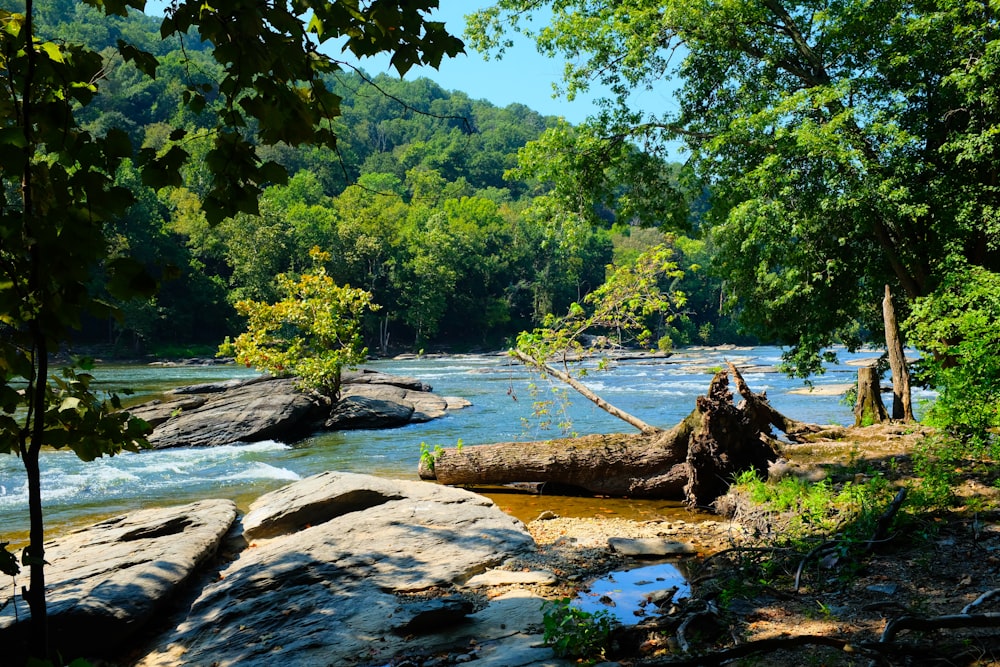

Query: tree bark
left=421, top=365, right=814, bottom=507
left=511, top=349, right=661, bottom=434
left=854, top=366, right=888, bottom=427
left=882, top=284, right=914, bottom=421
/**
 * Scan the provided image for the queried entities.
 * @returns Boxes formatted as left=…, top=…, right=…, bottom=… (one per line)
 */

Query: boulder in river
left=132, top=370, right=470, bottom=449
left=0, top=499, right=237, bottom=661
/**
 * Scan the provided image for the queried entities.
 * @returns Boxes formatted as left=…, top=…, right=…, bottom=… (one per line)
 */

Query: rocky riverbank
left=0, top=471, right=729, bottom=667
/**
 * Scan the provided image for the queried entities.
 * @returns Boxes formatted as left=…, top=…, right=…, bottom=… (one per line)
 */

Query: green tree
left=0, top=0, right=461, bottom=659
left=906, top=264, right=1000, bottom=449
left=468, top=0, right=1000, bottom=375
left=513, top=243, right=686, bottom=433
left=220, top=247, right=378, bottom=398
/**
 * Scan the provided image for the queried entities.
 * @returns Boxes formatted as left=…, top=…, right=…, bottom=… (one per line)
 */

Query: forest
left=18, top=1, right=741, bottom=356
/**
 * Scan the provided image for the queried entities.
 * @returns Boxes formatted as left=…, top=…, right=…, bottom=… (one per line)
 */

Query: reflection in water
left=475, top=487, right=711, bottom=525
left=575, top=561, right=693, bottom=625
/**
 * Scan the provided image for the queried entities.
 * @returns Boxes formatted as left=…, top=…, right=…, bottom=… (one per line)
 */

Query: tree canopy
left=468, top=0, right=1000, bottom=374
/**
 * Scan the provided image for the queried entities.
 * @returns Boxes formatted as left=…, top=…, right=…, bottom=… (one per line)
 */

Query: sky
left=345, top=3, right=600, bottom=124
left=348, top=2, right=675, bottom=126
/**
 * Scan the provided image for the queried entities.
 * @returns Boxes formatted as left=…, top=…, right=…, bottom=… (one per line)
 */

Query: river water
left=0, top=346, right=928, bottom=542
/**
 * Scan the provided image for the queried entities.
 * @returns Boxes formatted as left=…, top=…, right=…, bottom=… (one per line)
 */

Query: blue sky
left=347, top=3, right=599, bottom=123
left=351, top=2, right=676, bottom=126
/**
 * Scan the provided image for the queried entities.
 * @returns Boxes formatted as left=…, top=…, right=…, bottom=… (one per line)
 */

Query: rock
left=136, top=473, right=536, bottom=667
left=608, top=537, right=697, bottom=557
left=326, top=382, right=454, bottom=428
left=647, top=586, right=680, bottom=607
left=141, top=370, right=470, bottom=448
left=325, top=384, right=416, bottom=429
left=147, top=377, right=323, bottom=449
left=341, top=368, right=431, bottom=391
left=465, top=569, right=558, bottom=588
left=127, top=396, right=208, bottom=428
left=242, top=470, right=406, bottom=540
left=0, top=499, right=237, bottom=660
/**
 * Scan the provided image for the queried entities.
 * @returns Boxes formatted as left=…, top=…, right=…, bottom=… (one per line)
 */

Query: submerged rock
left=0, top=499, right=237, bottom=660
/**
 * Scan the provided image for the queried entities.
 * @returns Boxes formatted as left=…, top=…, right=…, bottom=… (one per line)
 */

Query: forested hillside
left=19, top=2, right=740, bottom=355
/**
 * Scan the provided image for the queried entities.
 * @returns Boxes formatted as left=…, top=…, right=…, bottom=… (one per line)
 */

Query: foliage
left=541, top=597, right=615, bottom=662
left=418, top=438, right=462, bottom=471
left=905, top=264, right=1000, bottom=451
left=220, top=248, right=377, bottom=398
left=732, top=469, right=898, bottom=542
left=516, top=243, right=685, bottom=371
left=468, top=0, right=1000, bottom=375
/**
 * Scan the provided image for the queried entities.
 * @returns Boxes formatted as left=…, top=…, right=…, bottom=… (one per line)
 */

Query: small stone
left=608, top=537, right=696, bottom=557
left=647, top=586, right=679, bottom=607
left=465, top=569, right=558, bottom=588
left=866, top=583, right=898, bottom=595
left=536, top=510, right=559, bottom=521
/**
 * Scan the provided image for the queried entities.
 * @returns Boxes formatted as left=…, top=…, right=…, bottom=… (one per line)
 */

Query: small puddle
left=574, top=561, right=693, bottom=625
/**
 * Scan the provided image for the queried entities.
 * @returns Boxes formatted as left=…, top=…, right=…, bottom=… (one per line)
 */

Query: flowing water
left=0, top=346, right=930, bottom=544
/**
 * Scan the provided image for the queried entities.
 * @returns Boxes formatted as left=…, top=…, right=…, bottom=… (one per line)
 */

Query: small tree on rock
left=220, top=247, right=378, bottom=399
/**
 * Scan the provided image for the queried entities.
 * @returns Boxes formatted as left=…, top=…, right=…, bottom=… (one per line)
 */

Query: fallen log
left=419, top=365, right=817, bottom=507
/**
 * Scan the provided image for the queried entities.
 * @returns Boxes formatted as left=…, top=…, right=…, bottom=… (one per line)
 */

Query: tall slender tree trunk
left=22, top=332, right=49, bottom=660
left=882, top=284, right=914, bottom=421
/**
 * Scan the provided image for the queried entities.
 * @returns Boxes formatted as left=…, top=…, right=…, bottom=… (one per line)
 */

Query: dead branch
left=880, top=612, right=1000, bottom=643
left=866, top=487, right=907, bottom=553
left=512, top=349, right=661, bottom=434
left=963, top=589, right=1000, bottom=615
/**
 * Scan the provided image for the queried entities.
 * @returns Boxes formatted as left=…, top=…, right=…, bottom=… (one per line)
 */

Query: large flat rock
left=136, top=473, right=537, bottom=667
left=0, top=499, right=237, bottom=659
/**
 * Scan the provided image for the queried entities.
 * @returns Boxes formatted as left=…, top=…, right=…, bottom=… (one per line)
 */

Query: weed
left=541, top=598, right=615, bottom=663
left=418, top=442, right=445, bottom=471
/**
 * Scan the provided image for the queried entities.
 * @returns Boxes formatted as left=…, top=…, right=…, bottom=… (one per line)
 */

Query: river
left=0, top=346, right=929, bottom=542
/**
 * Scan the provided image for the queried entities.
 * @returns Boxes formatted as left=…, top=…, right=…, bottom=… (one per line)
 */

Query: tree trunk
left=882, top=284, right=914, bottom=421
left=854, top=366, right=888, bottom=427
left=511, top=349, right=661, bottom=434
left=421, top=365, right=819, bottom=507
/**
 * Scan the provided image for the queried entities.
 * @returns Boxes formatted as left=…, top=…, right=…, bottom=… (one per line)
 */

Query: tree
left=467, top=0, right=1000, bottom=375
left=0, top=0, right=461, bottom=659
left=513, top=243, right=686, bottom=434
left=220, top=247, right=378, bottom=399
left=905, top=264, right=1000, bottom=449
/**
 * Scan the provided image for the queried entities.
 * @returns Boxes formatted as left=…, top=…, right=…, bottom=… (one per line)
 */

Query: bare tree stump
left=854, top=366, right=888, bottom=426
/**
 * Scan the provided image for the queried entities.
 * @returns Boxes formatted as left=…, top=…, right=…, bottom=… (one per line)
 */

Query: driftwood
left=419, top=364, right=821, bottom=507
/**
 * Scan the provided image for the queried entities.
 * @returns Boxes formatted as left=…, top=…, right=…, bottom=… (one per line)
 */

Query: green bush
left=541, top=598, right=615, bottom=662
left=905, top=263, right=1000, bottom=453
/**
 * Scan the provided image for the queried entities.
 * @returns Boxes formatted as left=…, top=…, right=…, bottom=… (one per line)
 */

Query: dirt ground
left=504, top=424, right=1000, bottom=666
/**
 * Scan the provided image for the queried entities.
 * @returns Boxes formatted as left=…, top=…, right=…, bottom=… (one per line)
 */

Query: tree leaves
left=222, top=247, right=379, bottom=397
